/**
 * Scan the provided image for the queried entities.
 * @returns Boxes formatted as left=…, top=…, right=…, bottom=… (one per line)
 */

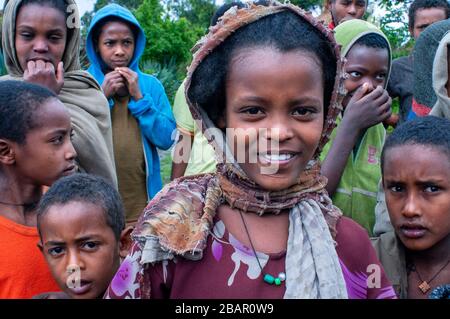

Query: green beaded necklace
left=239, top=211, right=286, bottom=286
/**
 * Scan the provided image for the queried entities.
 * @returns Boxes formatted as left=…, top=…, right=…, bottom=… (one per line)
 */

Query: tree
left=81, top=0, right=144, bottom=32
left=135, top=0, right=204, bottom=67
left=378, top=0, right=413, bottom=58
left=164, top=0, right=217, bottom=31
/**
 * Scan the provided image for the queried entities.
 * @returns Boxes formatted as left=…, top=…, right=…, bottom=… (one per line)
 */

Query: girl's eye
left=349, top=71, right=361, bottom=78
left=292, top=107, right=314, bottom=117
left=388, top=184, right=404, bottom=193
left=243, top=107, right=263, bottom=115
left=49, top=35, right=63, bottom=41
left=20, top=32, right=33, bottom=39
left=70, top=130, right=75, bottom=140
left=424, top=185, right=440, bottom=193
left=48, top=247, right=64, bottom=257
left=82, top=242, right=99, bottom=251
left=51, top=135, right=64, bottom=145
left=376, top=74, right=386, bottom=80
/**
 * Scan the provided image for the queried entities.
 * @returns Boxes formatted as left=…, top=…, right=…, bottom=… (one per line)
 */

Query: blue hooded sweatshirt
left=86, top=4, right=176, bottom=200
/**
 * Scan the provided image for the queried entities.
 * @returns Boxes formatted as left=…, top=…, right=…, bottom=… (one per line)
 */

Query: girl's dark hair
left=381, top=116, right=450, bottom=172
left=0, top=81, right=57, bottom=145
left=354, top=33, right=390, bottom=50
left=18, top=0, right=69, bottom=18
left=188, top=10, right=337, bottom=126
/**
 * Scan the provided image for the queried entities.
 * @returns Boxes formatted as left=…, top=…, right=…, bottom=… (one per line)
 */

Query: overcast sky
left=0, top=0, right=96, bottom=15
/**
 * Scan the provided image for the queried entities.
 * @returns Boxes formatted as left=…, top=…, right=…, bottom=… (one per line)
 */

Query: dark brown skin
left=327, top=0, right=366, bottom=26
left=97, top=21, right=142, bottom=100
left=0, top=100, right=76, bottom=227
left=15, top=4, right=67, bottom=95
left=215, top=47, right=325, bottom=248
left=384, top=145, right=450, bottom=299
left=321, top=45, right=391, bottom=196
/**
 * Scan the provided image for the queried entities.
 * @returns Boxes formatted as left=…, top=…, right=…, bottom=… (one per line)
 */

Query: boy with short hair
left=321, top=20, right=392, bottom=235
left=388, top=0, right=449, bottom=123
left=372, top=116, right=450, bottom=299
left=325, top=0, right=368, bottom=29
left=37, top=173, right=132, bottom=299
left=0, top=80, right=76, bottom=298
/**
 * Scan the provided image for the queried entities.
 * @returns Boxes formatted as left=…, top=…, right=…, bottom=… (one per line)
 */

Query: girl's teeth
left=261, top=154, right=293, bottom=161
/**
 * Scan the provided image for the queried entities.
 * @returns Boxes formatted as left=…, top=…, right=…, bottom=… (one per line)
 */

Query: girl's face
left=15, top=4, right=67, bottom=71
left=97, top=21, right=136, bottom=72
left=222, top=47, right=325, bottom=191
left=383, top=144, right=450, bottom=251
left=342, top=44, right=389, bottom=108
left=13, top=98, right=77, bottom=187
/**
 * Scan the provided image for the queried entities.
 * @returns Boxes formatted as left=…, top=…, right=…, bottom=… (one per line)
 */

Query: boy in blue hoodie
left=86, top=4, right=176, bottom=226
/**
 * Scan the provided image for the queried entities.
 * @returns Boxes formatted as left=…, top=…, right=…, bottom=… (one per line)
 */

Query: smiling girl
left=105, top=2, right=396, bottom=299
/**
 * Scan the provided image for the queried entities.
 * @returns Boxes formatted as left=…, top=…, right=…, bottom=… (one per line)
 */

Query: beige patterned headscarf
left=134, top=1, right=348, bottom=299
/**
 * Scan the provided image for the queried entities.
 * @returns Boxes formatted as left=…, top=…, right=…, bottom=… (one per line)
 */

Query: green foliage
left=81, top=0, right=144, bottom=37
left=0, top=51, right=7, bottom=76
left=379, top=0, right=413, bottom=58
left=164, top=0, right=217, bottom=32
left=159, top=151, right=173, bottom=186
left=135, top=0, right=205, bottom=69
left=141, top=58, right=182, bottom=104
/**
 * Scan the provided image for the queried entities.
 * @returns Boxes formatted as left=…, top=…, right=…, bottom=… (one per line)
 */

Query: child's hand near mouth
left=343, top=82, right=392, bottom=132
left=23, top=60, right=64, bottom=95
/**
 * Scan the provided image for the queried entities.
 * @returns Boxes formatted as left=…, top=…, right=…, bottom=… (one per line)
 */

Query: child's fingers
left=373, top=90, right=390, bottom=106
left=105, top=72, right=124, bottom=83
left=26, top=61, right=36, bottom=74
left=378, top=100, right=392, bottom=119
left=56, top=62, right=64, bottom=83
left=350, top=82, right=370, bottom=102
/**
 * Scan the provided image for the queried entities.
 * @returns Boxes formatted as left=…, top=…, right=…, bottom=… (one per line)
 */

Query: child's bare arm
left=322, top=84, right=391, bottom=196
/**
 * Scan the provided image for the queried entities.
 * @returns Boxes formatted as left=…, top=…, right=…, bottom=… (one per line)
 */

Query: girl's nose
left=65, top=140, right=77, bottom=161
left=402, top=192, right=422, bottom=219
left=33, top=39, right=49, bottom=53
left=115, top=46, right=125, bottom=56
left=362, top=80, right=375, bottom=92
left=265, top=125, right=294, bottom=142
left=347, top=4, right=357, bottom=16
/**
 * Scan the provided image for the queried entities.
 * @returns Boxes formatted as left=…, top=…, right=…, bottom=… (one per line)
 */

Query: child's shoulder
left=336, top=216, right=371, bottom=244
left=335, top=217, right=376, bottom=263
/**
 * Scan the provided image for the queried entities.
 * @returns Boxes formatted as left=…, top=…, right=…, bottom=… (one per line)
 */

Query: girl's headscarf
left=133, top=2, right=348, bottom=299
left=413, top=19, right=450, bottom=116
left=1, top=0, right=117, bottom=188
left=430, top=30, right=450, bottom=119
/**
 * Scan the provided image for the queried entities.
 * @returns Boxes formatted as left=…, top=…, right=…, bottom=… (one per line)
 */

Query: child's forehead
left=345, top=44, right=389, bottom=66
left=385, top=144, right=450, bottom=169
left=43, top=200, right=108, bottom=224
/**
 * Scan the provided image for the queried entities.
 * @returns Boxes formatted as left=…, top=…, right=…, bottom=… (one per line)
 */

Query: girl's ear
left=0, top=139, right=16, bottom=165
left=119, top=226, right=134, bottom=258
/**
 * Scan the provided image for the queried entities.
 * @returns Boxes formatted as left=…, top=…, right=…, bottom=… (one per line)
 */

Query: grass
left=159, top=152, right=173, bottom=186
